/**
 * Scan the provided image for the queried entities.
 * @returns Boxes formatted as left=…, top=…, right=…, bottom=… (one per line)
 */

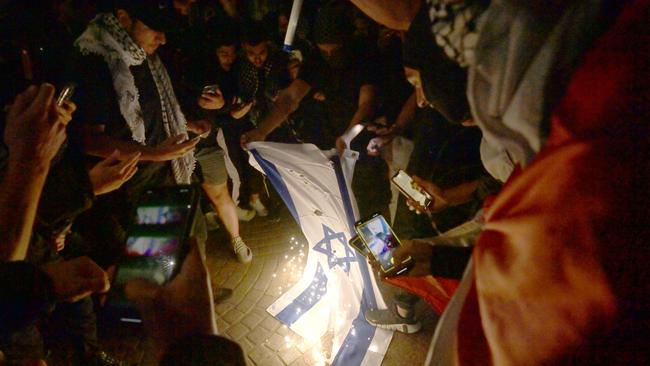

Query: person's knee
left=208, top=183, right=230, bottom=202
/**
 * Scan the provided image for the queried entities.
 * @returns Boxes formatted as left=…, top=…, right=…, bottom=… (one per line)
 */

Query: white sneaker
left=231, top=236, right=252, bottom=263
left=250, top=198, right=269, bottom=217
left=236, top=206, right=256, bottom=221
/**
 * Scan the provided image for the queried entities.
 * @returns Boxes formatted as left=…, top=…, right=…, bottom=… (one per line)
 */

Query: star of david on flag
left=248, top=142, right=393, bottom=366
left=313, top=224, right=357, bottom=273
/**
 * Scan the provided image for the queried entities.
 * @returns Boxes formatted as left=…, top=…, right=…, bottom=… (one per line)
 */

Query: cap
left=115, top=0, right=178, bottom=33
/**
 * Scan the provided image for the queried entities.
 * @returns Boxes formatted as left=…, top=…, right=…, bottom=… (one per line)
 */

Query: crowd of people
left=0, top=0, right=647, bottom=365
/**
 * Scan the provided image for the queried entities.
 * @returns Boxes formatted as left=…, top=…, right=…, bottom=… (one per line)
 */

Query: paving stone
left=249, top=345, right=274, bottom=366
left=239, top=338, right=255, bottom=355
left=246, top=326, right=272, bottom=346
left=277, top=324, right=292, bottom=337
left=256, top=294, right=277, bottom=309
left=260, top=316, right=281, bottom=332
left=215, top=301, right=234, bottom=316
left=279, top=346, right=302, bottom=365
left=216, top=318, right=229, bottom=333
left=226, top=322, right=250, bottom=341
left=243, top=288, right=265, bottom=304
left=240, top=311, right=265, bottom=329
left=265, top=332, right=285, bottom=351
left=289, top=358, right=310, bottom=366
left=223, top=308, right=245, bottom=324
left=236, top=298, right=257, bottom=314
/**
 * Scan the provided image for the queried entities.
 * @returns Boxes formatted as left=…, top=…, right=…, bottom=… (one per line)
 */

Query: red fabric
left=385, top=275, right=459, bottom=314
left=457, top=1, right=650, bottom=365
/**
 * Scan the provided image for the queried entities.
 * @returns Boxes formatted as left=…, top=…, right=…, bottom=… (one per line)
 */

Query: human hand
left=198, top=89, right=225, bottom=110
left=406, top=176, right=448, bottom=214
left=40, top=256, right=110, bottom=302
left=335, top=136, right=347, bottom=156
left=152, top=134, right=200, bottom=161
left=187, top=119, right=212, bottom=137
left=125, top=239, right=217, bottom=360
left=4, top=84, right=72, bottom=167
left=240, top=128, right=267, bottom=149
left=89, top=149, right=140, bottom=195
left=50, top=224, right=72, bottom=252
left=230, top=100, right=253, bottom=120
left=366, top=136, right=391, bottom=156
left=367, top=239, right=431, bottom=279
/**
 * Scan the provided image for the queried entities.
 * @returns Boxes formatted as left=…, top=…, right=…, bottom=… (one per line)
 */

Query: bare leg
left=202, top=182, right=239, bottom=240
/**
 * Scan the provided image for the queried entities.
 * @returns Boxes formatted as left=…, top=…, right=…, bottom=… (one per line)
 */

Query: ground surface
left=52, top=207, right=437, bottom=365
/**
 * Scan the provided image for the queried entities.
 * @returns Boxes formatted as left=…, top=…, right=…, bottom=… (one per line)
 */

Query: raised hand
left=151, top=134, right=200, bottom=162
left=89, top=149, right=140, bottom=195
left=4, top=84, right=72, bottom=166
left=198, top=88, right=225, bottom=110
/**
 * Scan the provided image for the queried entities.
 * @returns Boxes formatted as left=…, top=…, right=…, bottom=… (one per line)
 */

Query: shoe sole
left=366, top=319, right=422, bottom=334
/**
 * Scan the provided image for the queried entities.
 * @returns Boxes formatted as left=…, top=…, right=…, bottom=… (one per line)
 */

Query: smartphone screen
left=391, top=170, right=431, bottom=209
left=108, top=186, right=198, bottom=321
left=356, top=214, right=401, bottom=272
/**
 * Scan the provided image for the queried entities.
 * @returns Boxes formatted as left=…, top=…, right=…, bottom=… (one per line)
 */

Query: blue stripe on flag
left=330, top=156, right=379, bottom=365
left=250, top=149, right=299, bottom=222
left=275, top=262, right=328, bottom=326
left=331, top=292, right=376, bottom=365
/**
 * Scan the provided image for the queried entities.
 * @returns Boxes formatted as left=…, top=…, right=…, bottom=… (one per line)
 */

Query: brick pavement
left=49, top=207, right=437, bottom=365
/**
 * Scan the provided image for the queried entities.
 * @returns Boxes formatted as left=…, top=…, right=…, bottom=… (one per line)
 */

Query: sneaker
left=364, top=308, right=422, bottom=334
left=250, top=197, right=269, bottom=217
left=231, top=236, right=252, bottom=263
left=236, top=206, right=256, bottom=221
left=213, top=287, right=233, bottom=304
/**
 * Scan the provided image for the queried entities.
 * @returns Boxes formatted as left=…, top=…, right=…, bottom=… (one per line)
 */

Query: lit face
left=216, top=45, right=237, bottom=71
left=117, top=10, right=167, bottom=55
left=130, top=20, right=167, bottom=55
left=243, top=42, right=269, bottom=69
left=173, top=0, right=197, bottom=16
left=404, top=66, right=432, bottom=108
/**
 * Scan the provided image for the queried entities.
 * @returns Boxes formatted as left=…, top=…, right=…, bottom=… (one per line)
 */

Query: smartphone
left=56, top=83, right=76, bottom=106
left=391, top=170, right=432, bottom=210
left=348, top=235, right=369, bottom=257
left=355, top=213, right=412, bottom=274
left=107, top=185, right=199, bottom=322
left=202, top=84, right=220, bottom=96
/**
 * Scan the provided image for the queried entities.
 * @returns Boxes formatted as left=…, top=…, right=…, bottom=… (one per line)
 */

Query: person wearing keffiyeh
left=67, top=1, right=206, bottom=268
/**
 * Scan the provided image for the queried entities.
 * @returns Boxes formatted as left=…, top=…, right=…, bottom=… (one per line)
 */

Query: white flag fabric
left=248, top=142, right=393, bottom=365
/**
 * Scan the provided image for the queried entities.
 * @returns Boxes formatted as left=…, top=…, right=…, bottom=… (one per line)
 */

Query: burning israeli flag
left=248, top=142, right=393, bottom=365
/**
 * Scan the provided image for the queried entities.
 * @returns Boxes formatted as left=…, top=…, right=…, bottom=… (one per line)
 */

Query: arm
left=348, top=84, right=377, bottom=132
left=241, top=79, right=311, bottom=144
left=0, top=160, right=50, bottom=261
left=393, top=91, right=417, bottom=133
left=367, top=91, right=417, bottom=155
left=337, top=84, right=377, bottom=152
left=349, top=0, right=421, bottom=30
left=0, top=84, right=69, bottom=261
left=79, top=126, right=199, bottom=162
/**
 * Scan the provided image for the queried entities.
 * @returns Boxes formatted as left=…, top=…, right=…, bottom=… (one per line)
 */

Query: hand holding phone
left=199, top=84, right=224, bottom=110
left=56, top=83, right=76, bottom=106
left=355, top=214, right=412, bottom=275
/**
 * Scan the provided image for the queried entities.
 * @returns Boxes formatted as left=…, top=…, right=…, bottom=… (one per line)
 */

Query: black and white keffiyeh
left=75, top=13, right=195, bottom=184
left=425, top=0, right=488, bottom=67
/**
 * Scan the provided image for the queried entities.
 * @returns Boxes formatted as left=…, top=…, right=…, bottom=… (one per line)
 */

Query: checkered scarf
left=75, top=13, right=195, bottom=184
left=425, top=0, right=488, bottom=67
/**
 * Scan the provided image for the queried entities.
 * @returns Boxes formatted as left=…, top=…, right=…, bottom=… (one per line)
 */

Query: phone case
left=391, top=170, right=432, bottom=209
